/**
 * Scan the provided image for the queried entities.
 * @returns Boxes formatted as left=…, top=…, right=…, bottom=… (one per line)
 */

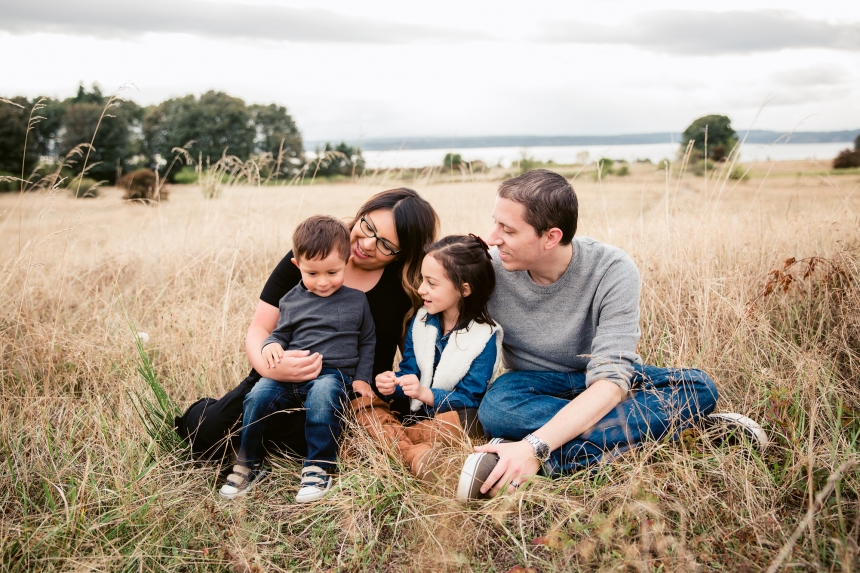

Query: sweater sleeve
left=429, top=331, right=497, bottom=415
left=262, top=324, right=292, bottom=352
left=354, top=298, right=376, bottom=383
left=585, top=256, right=642, bottom=392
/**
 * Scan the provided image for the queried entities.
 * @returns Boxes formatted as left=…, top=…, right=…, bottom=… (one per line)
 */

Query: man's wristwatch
left=523, top=433, right=551, bottom=462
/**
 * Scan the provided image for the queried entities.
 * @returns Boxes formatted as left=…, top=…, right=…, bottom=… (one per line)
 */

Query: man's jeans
left=236, top=368, right=350, bottom=471
left=478, top=364, right=719, bottom=476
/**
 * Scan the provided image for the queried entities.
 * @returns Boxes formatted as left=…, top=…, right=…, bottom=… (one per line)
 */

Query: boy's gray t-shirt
left=488, top=237, right=642, bottom=392
left=263, top=284, right=376, bottom=382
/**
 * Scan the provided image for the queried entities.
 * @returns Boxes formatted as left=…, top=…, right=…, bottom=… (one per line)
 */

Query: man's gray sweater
left=488, top=237, right=642, bottom=392
left=263, top=284, right=376, bottom=383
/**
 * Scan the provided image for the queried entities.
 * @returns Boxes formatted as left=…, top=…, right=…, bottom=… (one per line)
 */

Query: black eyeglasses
left=360, top=216, right=400, bottom=256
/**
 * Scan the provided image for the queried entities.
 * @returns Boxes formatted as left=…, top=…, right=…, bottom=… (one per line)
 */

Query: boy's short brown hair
left=497, top=169, right=578, bottom=245
left=293, top=215, right=351, bottom=261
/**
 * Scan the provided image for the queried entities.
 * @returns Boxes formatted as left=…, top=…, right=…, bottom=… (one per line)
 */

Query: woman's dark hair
left=425, top=234, right=496, bottom=332
left=350, top=188, right=439, bottom=309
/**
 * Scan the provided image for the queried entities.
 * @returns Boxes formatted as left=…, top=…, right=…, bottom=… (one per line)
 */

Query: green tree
left=0, top=97, right=39, bottom=177
left=57, top=85, right=141, bottom=183
left=250, top=103, right=303, bottom=175
left=854, top=133, right=859, bottom=151
left=143, top=91, right=255, bottom=172
left=312, top=142, right=365, bottom=178
left=682, top=114, right=737, bottom=162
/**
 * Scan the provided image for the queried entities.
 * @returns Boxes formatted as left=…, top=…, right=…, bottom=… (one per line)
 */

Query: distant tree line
left=0, top=84, right=309, bottom=185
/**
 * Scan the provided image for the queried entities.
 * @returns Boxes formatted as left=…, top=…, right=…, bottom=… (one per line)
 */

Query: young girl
left=351, top=234, right=502, bottom=481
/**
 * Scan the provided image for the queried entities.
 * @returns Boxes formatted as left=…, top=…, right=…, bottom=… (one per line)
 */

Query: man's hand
left=352, top=380, right=374, bottom=397
left=375, top=371, right=397, bottom=396
left=262, top=343, right=284, bottom=368
left=398, top=374, right=433, bottom=405
left=473, top=440, right=541, bottom=495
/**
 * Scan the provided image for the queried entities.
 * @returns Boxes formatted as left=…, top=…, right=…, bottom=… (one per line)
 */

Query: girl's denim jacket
left=388, top=312, right=497, bottom=417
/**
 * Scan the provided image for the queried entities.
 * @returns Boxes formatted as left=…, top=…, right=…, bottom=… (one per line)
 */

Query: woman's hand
left=398, top=374, right=433, bottom=405
left=352, top=380, right=374, bottom=397
left=264, top=350, right=323, bottom=382
left=375, top=371, right=397, bottom=396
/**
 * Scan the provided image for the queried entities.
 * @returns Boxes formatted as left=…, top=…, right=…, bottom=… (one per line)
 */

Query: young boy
left=219, top=215, right=376, bottom=503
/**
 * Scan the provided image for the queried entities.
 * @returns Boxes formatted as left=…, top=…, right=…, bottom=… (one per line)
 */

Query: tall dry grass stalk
left=1, top=159, right=859, bottom=572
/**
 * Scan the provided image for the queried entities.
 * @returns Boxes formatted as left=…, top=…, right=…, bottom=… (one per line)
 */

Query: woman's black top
left=255, top=250, right=412, bottom=382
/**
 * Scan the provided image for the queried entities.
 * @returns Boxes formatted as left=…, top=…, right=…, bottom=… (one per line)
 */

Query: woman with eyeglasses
left=176, top=188, right=439, bottom=464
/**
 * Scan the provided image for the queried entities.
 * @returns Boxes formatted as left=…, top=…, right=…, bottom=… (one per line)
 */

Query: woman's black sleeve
left=259, top=250, right=301, bottom=307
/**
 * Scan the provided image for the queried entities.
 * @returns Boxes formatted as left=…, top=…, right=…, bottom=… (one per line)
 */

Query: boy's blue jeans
left=478, top=364, right=719, bottom=477
left=236, top=368, right=350, bottom=472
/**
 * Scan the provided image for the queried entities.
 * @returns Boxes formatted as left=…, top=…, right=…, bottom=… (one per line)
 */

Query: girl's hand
left=398, top=375, right=433, bottom=405
left=375, top=371, right=397, bottom=396
left=262, top=343, right=284, bottom=368
left=352, top=380, right=374, bottom=398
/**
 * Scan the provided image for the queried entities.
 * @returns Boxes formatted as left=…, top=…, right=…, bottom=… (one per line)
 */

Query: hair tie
left=469, top=233, right=492, bottom=261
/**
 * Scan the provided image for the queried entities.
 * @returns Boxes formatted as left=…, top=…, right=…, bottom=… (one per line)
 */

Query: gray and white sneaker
left=295, top=465, right=334, bottom=503
left=457, top=438, right=511, bottom=502
left=219, top=464, right=267, bottom=499
left=706, top=413, right=769, bottom=449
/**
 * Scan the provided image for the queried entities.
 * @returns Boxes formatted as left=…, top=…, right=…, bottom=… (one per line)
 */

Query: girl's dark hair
left=425, top=234, right=496, bottom=332
left=349, top=188, right=439, bottom=309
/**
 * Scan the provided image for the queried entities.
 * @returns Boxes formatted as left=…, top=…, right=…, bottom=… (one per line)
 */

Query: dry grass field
left=2, top=160, right=860, bottom=572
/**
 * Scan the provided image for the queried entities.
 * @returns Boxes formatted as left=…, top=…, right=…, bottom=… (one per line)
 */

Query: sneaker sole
left=456, top=438, right=505, bottom=503
left=707, top=413, right=769, bottom=449
left=295, top=482, right=333, bottom=503
left=219, top=469, right=268, bottom=500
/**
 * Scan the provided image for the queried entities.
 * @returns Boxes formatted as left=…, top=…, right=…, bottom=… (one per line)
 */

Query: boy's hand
left=375, top=371, right=397, bottom=396
left=352, top=380, right=374, bottom=398
left=262, top=343, right=284, bottom=368
left=398, top=374, right=433, bottom=405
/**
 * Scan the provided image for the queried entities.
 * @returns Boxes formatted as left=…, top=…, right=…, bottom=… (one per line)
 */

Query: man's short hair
left=293, top=215, right=351, bottom=261
left=497, top=169, right=578, bottom=245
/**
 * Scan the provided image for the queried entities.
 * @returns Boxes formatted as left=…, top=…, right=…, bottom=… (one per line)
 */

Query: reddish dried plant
left=746, top=256, right=849, bottom=317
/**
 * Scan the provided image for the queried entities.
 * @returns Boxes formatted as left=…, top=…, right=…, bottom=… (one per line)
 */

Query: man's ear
left=542, top=228, right=564, bottom=250
left=461, top=283, right=472, bottom=297
left=291, top=257, right=299, bottom=268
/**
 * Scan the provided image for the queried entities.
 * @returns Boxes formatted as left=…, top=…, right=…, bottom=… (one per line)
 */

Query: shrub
left=173, top=166, right=198, bottom=184
left=69, top=177, right=100, bottom=198
left=833, top=149, right=860, bottom=169
left=729, top=166, right=750, bottom=180
left=616, top=164, right=630, bottom=176
left=119, top=169, right=167, bottom=202
left=443, top=153, right=463, bottom=171
left=596, top=157, right=614, bottom=175
left=691, top=159, right=716, bottom=177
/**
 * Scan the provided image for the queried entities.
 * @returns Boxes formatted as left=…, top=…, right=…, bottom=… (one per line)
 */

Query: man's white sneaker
left=706, top=412, right=769, bottom=449
left=219, top=465, right=267, bottom=499
left=457, top=438, right=511, bottom=502
left=295, top=465, right=334, bottom=503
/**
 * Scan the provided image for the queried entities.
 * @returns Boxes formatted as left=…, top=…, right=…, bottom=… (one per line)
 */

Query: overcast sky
left=2, top=0, right=858, bottom=141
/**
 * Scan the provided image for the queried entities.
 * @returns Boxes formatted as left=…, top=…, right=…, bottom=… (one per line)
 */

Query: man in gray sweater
left=458, top=169, right=766, bottom=500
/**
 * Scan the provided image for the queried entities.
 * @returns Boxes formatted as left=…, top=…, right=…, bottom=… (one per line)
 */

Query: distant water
left=360, top=142, right=852, bottom=170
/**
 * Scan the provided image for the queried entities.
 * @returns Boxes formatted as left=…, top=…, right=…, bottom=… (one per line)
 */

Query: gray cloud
left=538, top=10, right=860, bottom=54
left=771, top=64, right=850, bottom=87
left=0, top=0, right=484, bottom=44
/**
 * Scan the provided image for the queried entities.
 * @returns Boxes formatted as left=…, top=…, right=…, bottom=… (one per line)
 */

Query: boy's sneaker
left=295, top=465, right=334, bottom=503
left=706, top=413, right=769, bottom=450
left=457, top=438, right=511, bottom=503
left=219, top=464, right=267, bottom=499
